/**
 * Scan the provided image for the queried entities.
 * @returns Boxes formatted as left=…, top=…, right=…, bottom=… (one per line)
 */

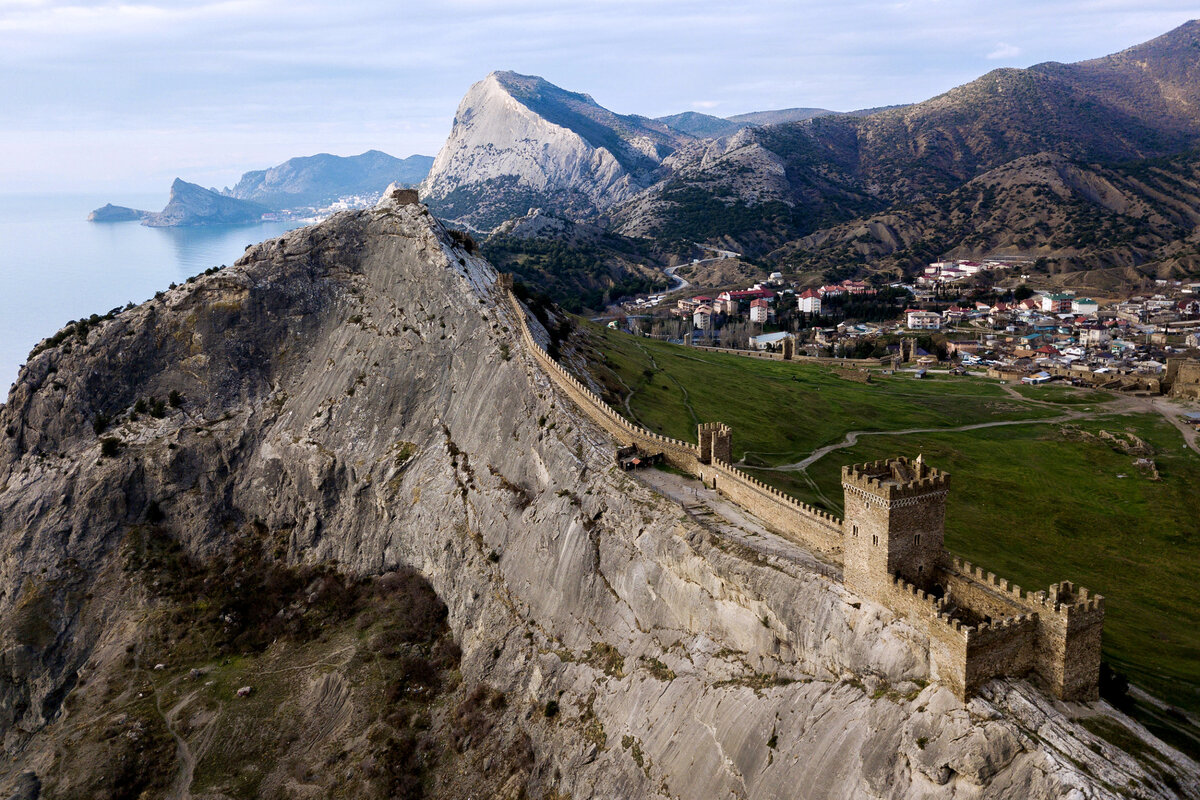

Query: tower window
left=914, top=534, right=921, bottom=546
left=872, top=534, right=879, bottom=546
left=852, top=524, right=858, bottom=538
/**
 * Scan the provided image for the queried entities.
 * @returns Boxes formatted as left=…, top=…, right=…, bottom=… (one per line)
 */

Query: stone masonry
left=502, top=279, right=1104, bottom=702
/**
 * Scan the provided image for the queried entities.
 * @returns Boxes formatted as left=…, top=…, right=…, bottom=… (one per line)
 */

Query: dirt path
left=132, top=652, right=197, bottom=800
left=760, top=411, right=1091, bottom=472
left=754, top=382, right=1200, bottom=472
left=634, top=339, right=700, bottom=427
left=162, top=690, right=200, bottom=800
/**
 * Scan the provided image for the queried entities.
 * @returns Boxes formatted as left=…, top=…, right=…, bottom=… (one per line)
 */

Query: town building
left=1042, top=293, right=1075, bottom=314
left=906, top=309, right=942, bottom=330
left=798, top=288, right=822, bottom=314
left=749, top=331, right=794, bottom=351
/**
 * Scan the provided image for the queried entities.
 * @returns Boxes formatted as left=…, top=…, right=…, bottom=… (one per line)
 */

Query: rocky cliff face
left=1, top=195, right=1196, bottom=798
left=141, top=178, right=271, bottom=227
left=421, top=71, right=688, bottom=230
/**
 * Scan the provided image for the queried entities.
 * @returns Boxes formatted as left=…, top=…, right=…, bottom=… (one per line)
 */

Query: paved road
left=663, top=264, right=690, bottom=293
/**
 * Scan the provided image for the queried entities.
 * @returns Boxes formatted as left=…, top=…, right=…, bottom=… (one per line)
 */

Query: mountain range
left=223, top=150, right=433, bottom=208
left=423, top=20, right=1200, bottom=296
left=91, top=150, right=433, bottom=227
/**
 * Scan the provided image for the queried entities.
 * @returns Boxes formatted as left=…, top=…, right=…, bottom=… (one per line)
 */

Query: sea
left=0, top=193, right=308, bottom=395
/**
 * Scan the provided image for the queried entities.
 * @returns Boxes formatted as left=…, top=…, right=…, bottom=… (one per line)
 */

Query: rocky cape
left=2, top=193, right=1197, bottom=798
left=89, top=178, right=271, bottom=228
left=86, top=204, right=151, bottom=223
left=91, top=151, right=433, bottom=228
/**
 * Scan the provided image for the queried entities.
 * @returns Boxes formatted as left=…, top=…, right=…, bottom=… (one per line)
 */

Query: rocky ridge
left=1, top=194, right=1197, bottom=798
left=421, top=71, right=689, bottom=230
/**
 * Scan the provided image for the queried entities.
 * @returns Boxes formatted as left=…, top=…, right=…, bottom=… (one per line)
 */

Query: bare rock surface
left=421, top=71, right=687, bottom=230
left=0, top=194, right=1196, bottom=798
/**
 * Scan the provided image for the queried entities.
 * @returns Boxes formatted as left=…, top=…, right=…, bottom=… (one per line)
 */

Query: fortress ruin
left=501, top=277, right=1104, bottom=701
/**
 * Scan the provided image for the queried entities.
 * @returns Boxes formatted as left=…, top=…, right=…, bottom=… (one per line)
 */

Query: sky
left=3, top=0, right=1200, bottom=195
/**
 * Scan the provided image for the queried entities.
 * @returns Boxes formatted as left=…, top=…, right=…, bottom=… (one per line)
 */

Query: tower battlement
left=698, top=422, right=732, bottom=465
left=841, top=456, right=950, bottom=505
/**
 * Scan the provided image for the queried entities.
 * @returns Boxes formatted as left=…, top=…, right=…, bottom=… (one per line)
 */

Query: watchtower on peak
left=841, top=456, right=950, bottom=596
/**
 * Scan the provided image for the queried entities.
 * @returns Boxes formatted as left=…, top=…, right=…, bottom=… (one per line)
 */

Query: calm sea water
left=0, top=194, right=306, bottom=396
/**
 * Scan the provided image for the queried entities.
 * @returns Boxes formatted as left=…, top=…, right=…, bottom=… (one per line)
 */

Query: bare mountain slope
left=225, top=149, right=434, bottom=208
left=776, top=150, right=1200, bottom=287
left=422, top=71, right=690, bottom=230
left=1, top=194, right=1195, bottom=798
left=614, top=20, right=1200, bottom=259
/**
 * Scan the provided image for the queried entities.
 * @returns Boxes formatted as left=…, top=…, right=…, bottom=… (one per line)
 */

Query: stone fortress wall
left=501, top=278, right=1103, bottom=701
left=501, top=279, right=842, bottom=554
left=1165, top=357, right=1200, bottom=400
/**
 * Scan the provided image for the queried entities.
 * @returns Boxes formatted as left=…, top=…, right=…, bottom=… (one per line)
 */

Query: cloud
left=2, top=1, right=1199, bottom=191
left=987, top=42, right=1022, bottom=60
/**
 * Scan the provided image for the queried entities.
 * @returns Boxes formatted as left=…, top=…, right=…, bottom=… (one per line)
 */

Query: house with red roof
left=798, top=288, right=822, bottom=314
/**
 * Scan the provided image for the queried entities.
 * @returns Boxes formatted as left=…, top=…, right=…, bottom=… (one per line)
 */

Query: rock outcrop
left=86, top=203, right=151, bottom=223
left=1, top=196, right=1196, bottom=798
left=421, top=71, right=689, bottom=230
left=140, top=178, right=271, bottom=227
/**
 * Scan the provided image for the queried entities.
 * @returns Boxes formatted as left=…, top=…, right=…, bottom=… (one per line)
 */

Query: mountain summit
left=421, top=71, right=689, bottom=229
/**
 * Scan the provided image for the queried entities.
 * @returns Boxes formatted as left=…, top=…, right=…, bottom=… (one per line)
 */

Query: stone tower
left=1037, top=581, right=1105, bottom=701
left=841, top=456, right=950, bottom=597
left=698, top=423, right=732, bottom=464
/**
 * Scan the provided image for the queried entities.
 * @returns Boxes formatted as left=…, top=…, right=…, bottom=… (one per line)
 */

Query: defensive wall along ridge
left=499, top=277, right=1104, bottom=702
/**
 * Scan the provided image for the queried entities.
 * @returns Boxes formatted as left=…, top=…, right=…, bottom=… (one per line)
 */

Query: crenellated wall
left=696, top=458, right=843, bottom=555
left=502, top=282, right=1104, bottom=702
left=504, top=286, right=701, bottom=472
left=504, top=285, right=843, bottom=556
left=943, top=558, right=1104, bottom=700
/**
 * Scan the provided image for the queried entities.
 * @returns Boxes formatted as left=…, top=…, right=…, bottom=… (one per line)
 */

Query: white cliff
left=421, top=71, right=687, bottom=230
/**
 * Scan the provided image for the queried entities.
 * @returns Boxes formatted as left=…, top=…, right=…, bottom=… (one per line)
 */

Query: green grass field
left=580, top=324, right=1066, bottom=465
left=577, top=321, right=1200, bottom=733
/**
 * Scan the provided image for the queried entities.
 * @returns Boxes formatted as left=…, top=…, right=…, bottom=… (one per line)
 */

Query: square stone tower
left=841, top=456, right=950, bottom=597
left=698, top=423, right=732, bottom=464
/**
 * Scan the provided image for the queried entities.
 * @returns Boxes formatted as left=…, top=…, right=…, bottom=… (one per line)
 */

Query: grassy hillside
left=573, top=321, right=1200, bottom=743
left=575, top=322, right=1063, bottom=461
